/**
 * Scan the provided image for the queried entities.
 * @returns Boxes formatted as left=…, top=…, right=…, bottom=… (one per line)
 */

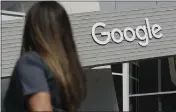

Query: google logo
left=91, top=18, right=163, bottom=47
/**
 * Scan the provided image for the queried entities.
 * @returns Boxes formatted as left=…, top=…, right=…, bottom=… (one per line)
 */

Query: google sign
left=91, top=18, right=163, bottom=47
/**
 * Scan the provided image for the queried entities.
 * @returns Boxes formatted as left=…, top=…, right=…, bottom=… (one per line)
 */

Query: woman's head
left=22, top=1, right=86, bottom=111
left=23, top=1, right=73, bottom=53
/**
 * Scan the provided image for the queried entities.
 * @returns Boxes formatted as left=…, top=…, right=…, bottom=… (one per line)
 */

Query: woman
left=4, top=1, right=86, bottom=112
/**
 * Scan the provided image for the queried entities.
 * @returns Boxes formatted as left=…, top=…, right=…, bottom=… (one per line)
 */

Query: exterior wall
left=1, top=1, right=100, bottom=14
left=71, top=5, right=176, bottom=67
left=115, top=1, right=157, bottom=10
left=5, top=2, right=22, bottom=12
left=100, top=3, right=176, bottom=111
left=1, top=10, right=24, bottom=21
left=99, top=1, right=176, bottom=11
left=2, top=15, right=23, bottom=21
left=99, top=1, right=157, bottom=11
left=1, top=1, right=100, bottom=21
left=61, top=1, right=100, bottom=14
left=2, top=4, right=176, bottom=77
left=2, top=2, right=176, bottom=111
left=157, top=1, right=176, bottom=6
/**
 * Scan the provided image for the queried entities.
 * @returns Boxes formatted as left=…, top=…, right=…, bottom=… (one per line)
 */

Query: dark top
left=4, top=52, right=67, bottom=112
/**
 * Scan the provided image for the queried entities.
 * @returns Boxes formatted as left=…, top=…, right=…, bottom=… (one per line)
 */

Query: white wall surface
left=2, top=15, right=23, bottom=21
left=99, top=1, right=176, bottom=12
left=157, top=1, right=176, bottom=6
left=2, top=1, right=100, bottom=14
left=1, top=1, right=100, bottom=21
left=116, top=1, right=157, bottom=11
left=60, top=1, right=100, bottom=14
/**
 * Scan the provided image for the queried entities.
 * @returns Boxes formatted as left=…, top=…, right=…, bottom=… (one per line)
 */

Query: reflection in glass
left=168, top=57, right=176, bottom=86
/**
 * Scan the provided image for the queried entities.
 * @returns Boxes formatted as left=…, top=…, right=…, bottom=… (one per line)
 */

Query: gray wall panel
left=99, top=1, right=116, bottom=12
left=74, top=10, right=176, bottom=36
left=74, top=24, right=176, bottom=44
left=157, top=2, right=176, bottom=6
left=2, top=43, right=21, bottom=49
left=70, top=5, right=176, bottom=22
left=116, top=2, right=157, bottom=11
left=84, top=50, right=176, bottom=67
left=2, top=5, right=176, bottom=77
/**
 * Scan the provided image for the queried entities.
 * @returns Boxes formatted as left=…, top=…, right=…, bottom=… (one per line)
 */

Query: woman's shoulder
left=18, top=51, right=41, bottom=62
left=16, top=51, right=43, bottom=68
left=13, top=51, right=51, bottom=97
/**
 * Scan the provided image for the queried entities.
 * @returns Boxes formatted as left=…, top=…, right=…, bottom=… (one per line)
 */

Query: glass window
left=130, top=96, right=158, bottom=112
left=129, top=57, right=176, bottom=112
left=162, top=57, right=176, bottom=92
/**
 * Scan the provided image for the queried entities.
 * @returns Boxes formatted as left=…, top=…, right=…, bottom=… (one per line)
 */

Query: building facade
left=1, top=1, right=176, bottom=112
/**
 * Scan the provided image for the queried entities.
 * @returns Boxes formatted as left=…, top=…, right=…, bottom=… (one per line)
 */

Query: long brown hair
left=21, top=1, right=86, bottom=111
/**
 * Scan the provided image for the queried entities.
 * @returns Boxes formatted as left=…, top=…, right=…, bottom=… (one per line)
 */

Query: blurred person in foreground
left=4, top=1, right=86, bottom=112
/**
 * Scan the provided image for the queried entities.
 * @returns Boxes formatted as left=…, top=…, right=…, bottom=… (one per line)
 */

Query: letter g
left=92, top=22, right=111, bottom=45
